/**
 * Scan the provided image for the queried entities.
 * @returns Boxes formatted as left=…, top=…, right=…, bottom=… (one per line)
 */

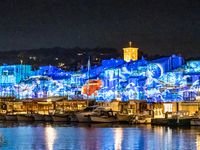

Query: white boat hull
left=131, top=117, right=152, bottom=124
left=90, top=116, right=118, bottom=123
left=76, top=113, right=91, bottom=123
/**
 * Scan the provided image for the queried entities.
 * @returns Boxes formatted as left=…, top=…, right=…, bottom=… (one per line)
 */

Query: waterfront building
left=0, top=46, right=199, bottom=103
left=0, top=64, right=32, bottom=97
left=0, top=64, right=32, bottom=84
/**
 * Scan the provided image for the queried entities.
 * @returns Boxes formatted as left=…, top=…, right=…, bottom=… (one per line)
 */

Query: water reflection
left=196, top=134, right=200, bottom=150
left=114, top=128, right=123, bottom=150
left=0, top=123, right=199, bottom=150
left=153, top=126, right=171, bottom=149
left=45, top=125, right=57, bottom=150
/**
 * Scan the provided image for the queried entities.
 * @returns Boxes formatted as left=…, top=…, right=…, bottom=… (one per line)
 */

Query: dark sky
left=0, top=0, right=200, bottom=57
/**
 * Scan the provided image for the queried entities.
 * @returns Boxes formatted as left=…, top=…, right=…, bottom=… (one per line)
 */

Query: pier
left=0, top=98, right=199, bottom=126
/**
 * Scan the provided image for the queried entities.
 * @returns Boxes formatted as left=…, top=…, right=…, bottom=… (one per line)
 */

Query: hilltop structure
left=123, top=42, right=138, bottom=62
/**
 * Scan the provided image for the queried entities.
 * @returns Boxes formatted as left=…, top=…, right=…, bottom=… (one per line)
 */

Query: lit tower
left=123, top=41, right=138, bottom=62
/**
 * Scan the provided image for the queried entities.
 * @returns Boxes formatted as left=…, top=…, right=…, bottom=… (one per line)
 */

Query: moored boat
left=69, top=112, right=78, bottom=122
left=5, top=114, right=17, bottom=121
left=44, top=115, right=52, bottom=122
left=191, top=118, right=200, bottom=126
left=130, top=115, right=152, bottom=124
left=90, top=110, right=118, bottom=123
left=76, top=106, right=111, bottom=123
left=52, top=114, right=69, bottom=122
left=0, top=115, right=6, bottom=121
left=17, top=114, right=34, bottom=121
left=116, top=113, right=133, bottom=123
left=76, top=112, right=91, bottom=123
left=90, top=115, right=118, bottom=123
left=33, top=114, right=45, bottom=121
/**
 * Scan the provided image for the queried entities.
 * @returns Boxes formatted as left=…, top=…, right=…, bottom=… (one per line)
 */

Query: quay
left=0, top=97, right=200, bottom=126
left=151, top=118, right=191, bottom=126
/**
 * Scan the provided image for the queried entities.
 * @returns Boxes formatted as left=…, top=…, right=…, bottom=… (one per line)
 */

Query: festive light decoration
left=82, top=79, right=103, bottom=96
left=0, top=55, right=199, bottom=102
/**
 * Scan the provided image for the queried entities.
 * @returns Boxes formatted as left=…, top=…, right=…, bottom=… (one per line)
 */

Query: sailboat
left=86, top=56, right=91, bottom=99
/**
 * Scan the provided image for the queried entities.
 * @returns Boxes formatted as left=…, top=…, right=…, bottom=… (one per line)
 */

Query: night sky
left=0, top=0, right=200, bottom=57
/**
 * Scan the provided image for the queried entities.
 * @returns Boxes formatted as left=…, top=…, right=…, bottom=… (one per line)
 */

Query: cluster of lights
left=0, top=55, right=199, bottom=102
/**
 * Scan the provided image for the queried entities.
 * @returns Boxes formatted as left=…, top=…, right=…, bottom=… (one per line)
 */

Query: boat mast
left=87, top=56, right=90, bottom=100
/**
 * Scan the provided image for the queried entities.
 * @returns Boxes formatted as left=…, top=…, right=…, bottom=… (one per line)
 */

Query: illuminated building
left=0, top=52, right=199, bottom=102
left=0, top=64, right=32, bottom=84
left=123, top=41, right=138, bottom=62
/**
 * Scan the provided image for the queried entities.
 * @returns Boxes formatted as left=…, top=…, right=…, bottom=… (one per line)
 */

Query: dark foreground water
left=0, top=122, right=199, bottom=150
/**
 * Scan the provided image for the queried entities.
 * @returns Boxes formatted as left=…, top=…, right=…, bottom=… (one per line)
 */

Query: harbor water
left=0, top=122, right=199, bottom=150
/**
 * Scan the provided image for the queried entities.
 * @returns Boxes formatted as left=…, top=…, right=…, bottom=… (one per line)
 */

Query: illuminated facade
left=123, top=42, right=138, bottom=62
left=0, top=64, right=32, bottom=84
left=0, top=54, right=199, bottom=102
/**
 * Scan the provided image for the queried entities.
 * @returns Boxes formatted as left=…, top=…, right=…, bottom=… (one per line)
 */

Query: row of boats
left=0, top=105, right=151, bottom=123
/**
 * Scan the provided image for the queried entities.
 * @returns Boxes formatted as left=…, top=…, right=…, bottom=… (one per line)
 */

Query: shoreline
left=0, top=114, right=200, bottom=127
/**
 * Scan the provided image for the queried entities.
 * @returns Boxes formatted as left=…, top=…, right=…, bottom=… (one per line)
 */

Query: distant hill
left=0, top=47, right=195, bottom=71
left=0, top=47, right=122, bottom=70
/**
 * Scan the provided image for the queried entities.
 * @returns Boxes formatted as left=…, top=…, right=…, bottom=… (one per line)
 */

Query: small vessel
left=33, top=114, right=45, bottom=121
left=0, top=115, right=6, bottom=121
left=44, top=115, right=52, bottom=122
left=191, top=118, right=200, bottom=126
left=5, top=114, right=17, bottom=121
left=69, top=112, right=78, bottom=122
left=116, top=113, right=133, bottom=123
left=76, top=112, right=91, bottom=123
left=17, top=114, right=34, bottom=121
left=52, top=114, right=69, bottom=122
left=90, top=110, right=118, bottom=123
left=90, top=115, right=118, bottom=123
left=130, top=115, right=152, bottom=124
left=76, top=106, right=111, bottom=123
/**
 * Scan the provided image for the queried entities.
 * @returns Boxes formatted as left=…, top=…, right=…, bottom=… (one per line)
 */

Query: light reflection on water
left=45, top=125, right=57, bottom=150
left=0, top=122, right=199, bottom=150
left=114, top=128, right=123, bottom=150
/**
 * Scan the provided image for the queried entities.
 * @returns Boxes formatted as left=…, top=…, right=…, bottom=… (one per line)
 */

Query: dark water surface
left=0, top=122, right=199, bottom=150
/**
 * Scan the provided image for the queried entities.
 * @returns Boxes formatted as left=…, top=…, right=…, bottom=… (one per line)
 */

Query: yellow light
left=47, top=99, right=52, bottom=102
left=123, top=42, right=138, bottom=62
